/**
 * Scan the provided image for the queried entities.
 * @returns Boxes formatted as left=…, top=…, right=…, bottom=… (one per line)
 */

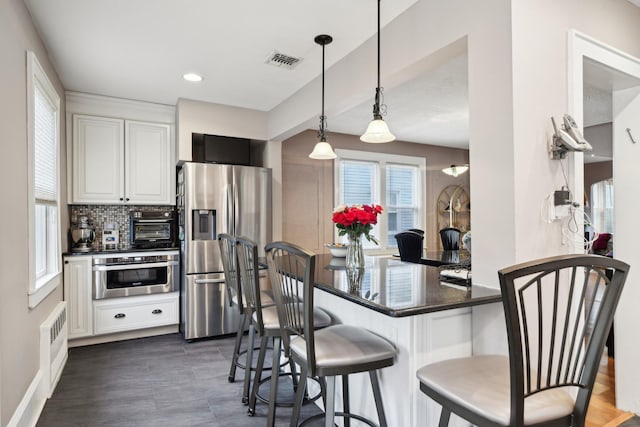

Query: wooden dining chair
left=417, top=254, right=629, bottom=427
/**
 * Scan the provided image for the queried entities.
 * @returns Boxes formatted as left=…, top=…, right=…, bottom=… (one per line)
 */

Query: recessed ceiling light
left=183, top=73, right=203, bottom=82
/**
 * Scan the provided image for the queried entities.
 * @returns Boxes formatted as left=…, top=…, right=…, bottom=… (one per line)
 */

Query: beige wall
left=282, top=130, right=469, bottom=253
left=0, top=0, right=67, bottom=424
left=584, top=161, right=613, bottom=204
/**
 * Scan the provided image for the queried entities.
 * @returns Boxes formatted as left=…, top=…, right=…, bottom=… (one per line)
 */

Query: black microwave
left=129, top=210, right=177, bottom=249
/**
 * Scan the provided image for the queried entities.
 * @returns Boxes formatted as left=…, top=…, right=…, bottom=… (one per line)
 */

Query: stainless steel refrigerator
left=177, top=162, right=272, bottom=340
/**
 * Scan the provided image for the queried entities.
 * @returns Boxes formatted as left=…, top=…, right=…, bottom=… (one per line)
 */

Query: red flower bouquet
left=332, top=204, right=383, bottom=244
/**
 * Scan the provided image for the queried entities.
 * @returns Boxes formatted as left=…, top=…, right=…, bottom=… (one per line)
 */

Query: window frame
left=27, top=51, right=62, bottom=308
left=334, top=149, right=426, bottom=254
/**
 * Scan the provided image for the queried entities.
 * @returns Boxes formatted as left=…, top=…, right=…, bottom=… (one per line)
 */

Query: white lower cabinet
left=93, top=292, right=178, bottom=335
left=63, top=255, right=94, bottom=339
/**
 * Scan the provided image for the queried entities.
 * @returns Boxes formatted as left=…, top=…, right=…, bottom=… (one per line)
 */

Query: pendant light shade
left=361, top=0, right=395, bottom=143
left=309, top=34, right=337, bottom=160
left=309, top=141, right=336, bottom=159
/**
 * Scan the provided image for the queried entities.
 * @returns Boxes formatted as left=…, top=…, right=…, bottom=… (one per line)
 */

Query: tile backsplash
left=69, top=205, right=175, bottom=249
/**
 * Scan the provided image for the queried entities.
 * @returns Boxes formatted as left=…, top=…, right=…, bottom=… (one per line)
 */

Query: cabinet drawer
left=94, top=293, right=178, bottom=335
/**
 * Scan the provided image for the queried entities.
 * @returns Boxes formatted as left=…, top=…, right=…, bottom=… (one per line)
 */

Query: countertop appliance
left=130, top=210, right=176, bottom=249
left=178, top=162, right=272, bottom=340
left=93, top=250, right=179, bottom=299
left=71, top=216, right=96, bottom=252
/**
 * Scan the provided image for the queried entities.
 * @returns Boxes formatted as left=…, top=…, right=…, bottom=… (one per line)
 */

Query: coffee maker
left=70, top=216, right=95, bottom=252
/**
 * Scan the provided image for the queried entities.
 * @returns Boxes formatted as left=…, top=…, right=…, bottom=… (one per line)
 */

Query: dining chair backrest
left=218, top=233, right=243, bottom=312
left=264, top=241, right=318, bottom=375
left=235, top=236, right=265, bottom=332
left=498, top=254, right=630, bottom=426
left=395, top=230, right=424, bottom=263
left=439, top=227, right=461, bottom=250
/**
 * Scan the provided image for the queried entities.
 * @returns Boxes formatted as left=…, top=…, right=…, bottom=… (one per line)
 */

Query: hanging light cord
left=319, top=41, right=327, bottom=140
left=373, top=0, right=385, bottom=120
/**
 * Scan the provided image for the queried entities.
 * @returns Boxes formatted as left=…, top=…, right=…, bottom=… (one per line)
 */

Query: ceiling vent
left=265, top=51, right=302, bottom=70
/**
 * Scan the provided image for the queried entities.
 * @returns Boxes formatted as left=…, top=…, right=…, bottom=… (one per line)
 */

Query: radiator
left=40, top=301, right=68, bottom=398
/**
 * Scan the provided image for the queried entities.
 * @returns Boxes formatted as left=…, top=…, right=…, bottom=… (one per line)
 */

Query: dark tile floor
left=37, top=333, right=323, bottom=427
left=622, top=417, right=640, bottom=427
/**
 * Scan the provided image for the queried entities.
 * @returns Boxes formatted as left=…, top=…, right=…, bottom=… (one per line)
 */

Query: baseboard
left=68, top=325, right=178, bottom=348
left=6, top=370, right=47, bottom=427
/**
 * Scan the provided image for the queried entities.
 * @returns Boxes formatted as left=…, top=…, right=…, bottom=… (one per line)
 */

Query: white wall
left=175, top=98, right=268, bottom=163
left=0, top=0, right=67, bottom=424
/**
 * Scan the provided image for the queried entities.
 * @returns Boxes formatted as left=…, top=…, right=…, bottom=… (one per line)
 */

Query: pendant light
left=309, top=35, right=337, bottom=160
left=360, top=0, right=395, bottom=143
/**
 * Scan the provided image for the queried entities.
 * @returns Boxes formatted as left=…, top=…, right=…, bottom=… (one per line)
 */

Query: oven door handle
left=93, top=261, right=178, bottom=271
left=133, top=219, right=173, bottom=223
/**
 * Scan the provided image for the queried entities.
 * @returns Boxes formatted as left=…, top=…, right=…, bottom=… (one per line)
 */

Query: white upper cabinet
left=125, top=120, right=172, bottom=204
left=71, top=115, right=174, bottom=205
left=73, top=115, right=124, bottom=203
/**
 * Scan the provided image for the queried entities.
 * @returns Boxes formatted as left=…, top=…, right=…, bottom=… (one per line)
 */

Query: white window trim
left=27, top=51, right=62, bottom=308
left=334, top=149, right=427, bottom=255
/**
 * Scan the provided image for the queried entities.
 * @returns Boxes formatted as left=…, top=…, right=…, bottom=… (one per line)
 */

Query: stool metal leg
left=369, top=370, right=387, bottom=427
left=438, top=408, right=451, bottom=427
left=241, top=322, right=255, bottom=404
left=324, top=376, right=336, bottom=427
left=228, top=312, right=246, bottom=382
left=267, top=336, right=282, bottom=427
left=342, top=375, right=350, bottom=427
left=290, top=363, right=309, bottom=427
left=248, top=335, right=269, bottom=415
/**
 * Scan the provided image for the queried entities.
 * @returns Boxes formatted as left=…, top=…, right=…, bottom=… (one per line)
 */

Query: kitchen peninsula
left=312, top=255, right=501, bottom=427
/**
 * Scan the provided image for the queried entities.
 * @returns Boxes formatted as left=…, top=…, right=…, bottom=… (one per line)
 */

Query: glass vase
left=346, top=232, right=365, bottom=271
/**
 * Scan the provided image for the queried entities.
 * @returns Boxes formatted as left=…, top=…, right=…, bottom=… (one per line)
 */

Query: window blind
left=34, top=82, right=57, bottom=202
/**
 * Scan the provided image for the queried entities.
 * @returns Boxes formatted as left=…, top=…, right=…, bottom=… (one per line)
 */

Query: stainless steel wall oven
left=93, top=250, right=179, bottom=299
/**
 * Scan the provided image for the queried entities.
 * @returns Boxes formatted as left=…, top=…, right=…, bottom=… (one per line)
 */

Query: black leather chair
left=417, top=254, right=630, bottom=427
left=439, top=227, right=461, bottom=250
left=395, top=230, right=424, bottom=263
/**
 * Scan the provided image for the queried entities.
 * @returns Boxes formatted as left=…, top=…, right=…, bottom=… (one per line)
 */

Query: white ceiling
left=23, top=0, right=630, bottom=153
left=24, top=0, right=418, bottom=111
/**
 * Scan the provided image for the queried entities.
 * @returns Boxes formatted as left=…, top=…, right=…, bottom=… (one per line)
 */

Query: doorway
left=570, top=31, right=640, bottom=414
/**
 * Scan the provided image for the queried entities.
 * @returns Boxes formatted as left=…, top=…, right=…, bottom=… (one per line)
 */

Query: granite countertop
left=313, top=254, right=502, bottom=317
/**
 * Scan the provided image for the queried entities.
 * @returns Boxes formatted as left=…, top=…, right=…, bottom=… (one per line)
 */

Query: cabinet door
left=63, top=256, right=93, bottom=339
left=72, top=115, right=124, bottom=203
left=125, top=121, right=173, bottom=205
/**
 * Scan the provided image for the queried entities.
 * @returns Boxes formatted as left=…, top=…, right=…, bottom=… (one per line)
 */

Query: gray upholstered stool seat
left=290, top=324, right=395, bottom=376
left=417, top=355, right=575, bottom=426
left=257, top=304, right=331, bottom=332
left=234, top=290, right=274, bottom=308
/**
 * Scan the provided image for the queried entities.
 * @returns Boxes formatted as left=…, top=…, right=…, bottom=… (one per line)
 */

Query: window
left=27, top=51, right=61, bottom=308
left=590, top=179, right=614, bottom=234
left=335, top=149, right=425, bottom=252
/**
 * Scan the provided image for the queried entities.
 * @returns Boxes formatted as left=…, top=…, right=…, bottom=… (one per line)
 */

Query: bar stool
left=265, top=241, right=397, bottom=427
left=417, top=254, right=630, bottom=426
left=218, top=233, right=274, bottom=404
left=236, top=236, right=331, bottom=426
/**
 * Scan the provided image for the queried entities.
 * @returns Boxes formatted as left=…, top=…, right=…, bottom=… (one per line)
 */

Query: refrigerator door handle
left=226, top=184, right=234, bottom=236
